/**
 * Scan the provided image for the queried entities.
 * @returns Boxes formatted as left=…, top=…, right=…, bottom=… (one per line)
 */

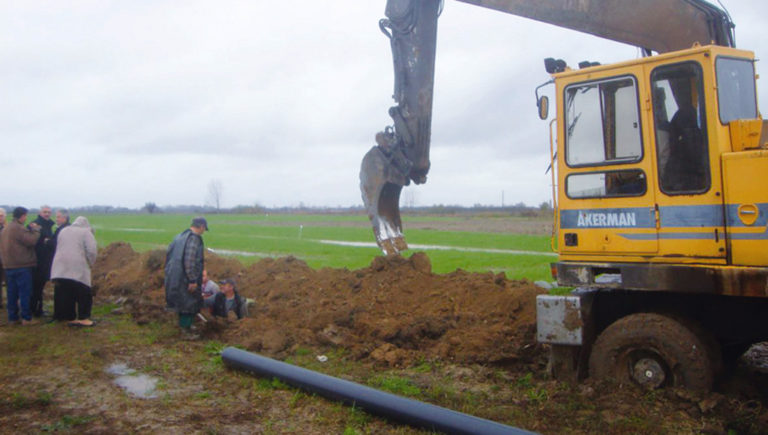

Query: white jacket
left=51, top=216, right=98, bottom=287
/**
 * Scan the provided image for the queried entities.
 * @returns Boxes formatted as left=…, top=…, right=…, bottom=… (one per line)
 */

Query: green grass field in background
left=85, top=214, right=555, bottom=281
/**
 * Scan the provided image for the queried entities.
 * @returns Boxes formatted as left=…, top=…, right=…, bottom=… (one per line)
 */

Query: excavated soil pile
left=92, top=242, right=546, bottom=368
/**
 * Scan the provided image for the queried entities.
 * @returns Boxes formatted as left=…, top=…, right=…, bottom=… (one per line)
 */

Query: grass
left=85, top=213, right=555, bottom=281
left=368, top=374, right=422, bottom=397
left=41, top=415, right=95, bottom=432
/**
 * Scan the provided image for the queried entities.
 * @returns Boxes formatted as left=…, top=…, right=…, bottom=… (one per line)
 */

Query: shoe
left=21, top=319, right=39, bottom=326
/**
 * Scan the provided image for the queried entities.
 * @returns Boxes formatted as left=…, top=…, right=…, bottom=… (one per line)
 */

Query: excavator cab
left=552, top=44, right=766, bottom=284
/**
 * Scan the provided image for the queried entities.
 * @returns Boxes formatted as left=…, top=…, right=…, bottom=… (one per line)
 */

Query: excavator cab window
left=716, top=57, right=758, bottom=124
left=564, top=77, right=642, bottom=167
left=651, top=62, right=710, bottom=194
left=566, top=169, right=646, bottom=199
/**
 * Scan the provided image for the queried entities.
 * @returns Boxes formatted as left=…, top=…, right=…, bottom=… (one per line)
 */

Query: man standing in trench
left=164, top=217, right=208, bottom=338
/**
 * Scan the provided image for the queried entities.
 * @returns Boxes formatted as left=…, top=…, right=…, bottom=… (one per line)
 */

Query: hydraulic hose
left=221, top=347, right=535, bottom=435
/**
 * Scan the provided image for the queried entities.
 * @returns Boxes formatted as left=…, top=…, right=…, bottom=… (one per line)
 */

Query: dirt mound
left=92, top=243, right=545, bottom=367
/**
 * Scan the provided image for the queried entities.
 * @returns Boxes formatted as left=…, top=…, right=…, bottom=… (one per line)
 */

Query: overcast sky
left=2, top=0, right=766, bottom=209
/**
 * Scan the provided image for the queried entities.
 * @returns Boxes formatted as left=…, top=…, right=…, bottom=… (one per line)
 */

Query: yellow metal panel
left=644, top=49, right=726, bottom=261
left=729, top=119, right=764, bottom=152
left=555, top=62, right=660, bottom=257
left=722, top=150, right=768, bottom=266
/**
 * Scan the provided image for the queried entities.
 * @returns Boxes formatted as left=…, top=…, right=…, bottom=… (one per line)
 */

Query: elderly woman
left=50, top=216, right=97, bottom=326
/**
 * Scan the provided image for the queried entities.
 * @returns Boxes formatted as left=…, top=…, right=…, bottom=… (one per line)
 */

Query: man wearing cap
left=164, top=217, right=208, bottom=336
left=205, top=278, right=248, bottom=320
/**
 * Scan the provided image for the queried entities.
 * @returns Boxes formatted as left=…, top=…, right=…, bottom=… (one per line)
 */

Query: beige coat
left=51, top=216, right=98, bottom=287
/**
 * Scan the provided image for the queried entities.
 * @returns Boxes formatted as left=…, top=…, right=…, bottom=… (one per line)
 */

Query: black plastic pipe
left=222, top=347, right=535, bottom=435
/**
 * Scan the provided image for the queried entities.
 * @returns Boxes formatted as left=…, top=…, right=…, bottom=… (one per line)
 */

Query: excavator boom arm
left=458, top=0, right=734, bottom=53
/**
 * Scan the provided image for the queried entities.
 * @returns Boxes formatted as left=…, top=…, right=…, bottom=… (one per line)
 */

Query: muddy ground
left=2, top=224, right=768, bottom=433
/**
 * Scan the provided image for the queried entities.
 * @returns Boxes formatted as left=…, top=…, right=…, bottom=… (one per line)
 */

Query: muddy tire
left=589, top=313, right=714, bottom=391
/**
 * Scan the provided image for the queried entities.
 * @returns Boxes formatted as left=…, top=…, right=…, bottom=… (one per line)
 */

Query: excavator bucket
left=360, top=0, right=442, bottom=255
left=360, top=146, right=407, bottom=256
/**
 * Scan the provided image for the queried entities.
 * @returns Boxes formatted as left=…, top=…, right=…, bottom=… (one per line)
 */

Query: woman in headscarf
left=50, top=216, right=97, bottom=326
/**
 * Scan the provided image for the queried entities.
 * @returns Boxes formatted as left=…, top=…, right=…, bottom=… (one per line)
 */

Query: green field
left=86, top=214, right=556, bottom=281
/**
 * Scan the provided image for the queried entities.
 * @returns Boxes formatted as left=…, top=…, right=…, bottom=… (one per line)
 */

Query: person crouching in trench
left=205, top=278, right=248, bottom=320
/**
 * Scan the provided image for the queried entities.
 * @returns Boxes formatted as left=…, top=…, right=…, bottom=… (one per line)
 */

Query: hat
left=220, top=278, right=237, bottom=289
left=191, top=216, right=209, bottom=230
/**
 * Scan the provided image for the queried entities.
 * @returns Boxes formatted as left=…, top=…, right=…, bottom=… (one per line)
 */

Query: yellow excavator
left=361, top=0, right=767, bottom=390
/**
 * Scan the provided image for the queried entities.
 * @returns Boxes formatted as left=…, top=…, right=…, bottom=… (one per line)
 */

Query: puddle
left=207, top=248, right=272, bottom=258
left=106, top=363, right=136, bottom=376
left=107, top=363, right=159, bottom=399
left=114, top=374, right=159, bottom=399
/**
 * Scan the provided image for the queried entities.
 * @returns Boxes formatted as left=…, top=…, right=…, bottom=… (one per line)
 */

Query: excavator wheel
left=589, top=313, right=714, bottom=391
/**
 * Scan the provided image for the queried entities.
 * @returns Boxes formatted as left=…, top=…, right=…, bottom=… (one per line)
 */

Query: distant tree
left=144, top=202, right=158, bottom=214
left=207, top=179, right=223, bottom=211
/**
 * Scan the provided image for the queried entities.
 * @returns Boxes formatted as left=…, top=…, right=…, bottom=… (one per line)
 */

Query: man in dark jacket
left=30, top=205, right=54, bottom=317
left=164, top=217, right=208, bottom=335
left=0, top=207, right=41, bottom=325
left=205, top=278, right=248, bottom=320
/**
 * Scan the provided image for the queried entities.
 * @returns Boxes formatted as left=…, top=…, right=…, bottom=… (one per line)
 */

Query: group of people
left=0, top=206, right=97, bottom=327
left=2, top=211, right=246, bottom=334
left=164, top=217, right=247, bottom=338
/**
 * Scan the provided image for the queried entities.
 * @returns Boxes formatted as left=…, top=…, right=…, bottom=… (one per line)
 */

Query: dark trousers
left=30, top=268, right=48, bottom=316
left=53, top=279, right=91, bottom=321
left=53, top=279, right=77, bottom=321
left=6, top=268, right=32, bottom=322
left=0, top=268, right=4, bottom=308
